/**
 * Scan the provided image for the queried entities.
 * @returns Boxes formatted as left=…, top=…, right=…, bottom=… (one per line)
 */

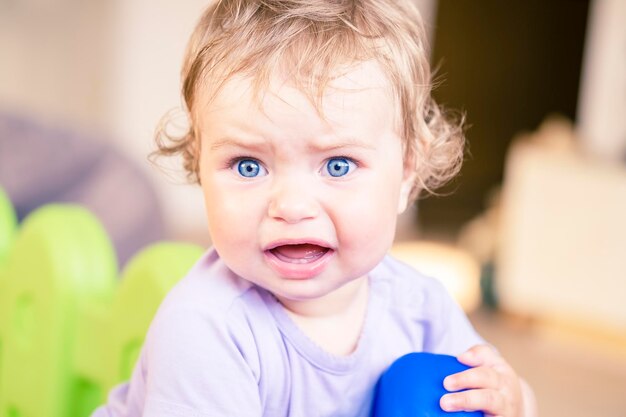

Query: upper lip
left=263, top=238, right=335, bottom=251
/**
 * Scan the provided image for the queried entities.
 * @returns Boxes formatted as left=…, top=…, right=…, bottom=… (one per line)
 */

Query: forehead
left=195, top=61, right=404, bottom=156
left=198, top=60, right=398, bottom=128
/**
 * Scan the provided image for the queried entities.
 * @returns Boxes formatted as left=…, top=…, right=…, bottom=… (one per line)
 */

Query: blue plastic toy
left=372, top=352, right=484, bottom=416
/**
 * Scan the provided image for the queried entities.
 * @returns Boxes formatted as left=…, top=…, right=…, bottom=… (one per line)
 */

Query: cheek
left=333, top=201, right=398, bottom=279
left=202, top=181, right=261, bottom=246
left=332, top=181, right=400, bottom=250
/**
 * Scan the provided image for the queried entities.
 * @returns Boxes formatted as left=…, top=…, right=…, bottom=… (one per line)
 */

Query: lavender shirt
left=93, top=248, right=483, bottom=417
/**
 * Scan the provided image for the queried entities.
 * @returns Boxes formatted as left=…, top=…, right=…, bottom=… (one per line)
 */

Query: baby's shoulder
left=135, top=251, right=273, bottom=412
left=148, top=249, right=261, bottom=340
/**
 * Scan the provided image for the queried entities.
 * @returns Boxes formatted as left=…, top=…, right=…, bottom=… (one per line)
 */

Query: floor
left=468, top=309, right=626, bottom=417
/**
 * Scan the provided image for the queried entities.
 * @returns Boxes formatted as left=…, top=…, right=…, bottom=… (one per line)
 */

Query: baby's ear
left=397, top=169, right=416, bottom=214
left=397, top=154, right=417, bottom=214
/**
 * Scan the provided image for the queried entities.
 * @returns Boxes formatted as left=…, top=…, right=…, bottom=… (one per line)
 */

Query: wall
left=0, top=0, right=208, bottom=240
left=577, top=0, right=626, bottom=161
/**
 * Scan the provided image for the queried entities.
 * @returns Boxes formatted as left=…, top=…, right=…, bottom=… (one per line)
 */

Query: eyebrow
left=208, top=135, right=376, bottom=153
left=308, top=136, right=377, bottom=152
left=209, top=136, right=269, bottom=152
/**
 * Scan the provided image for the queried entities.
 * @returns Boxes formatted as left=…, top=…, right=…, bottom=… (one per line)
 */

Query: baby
left=94, top=0, right=536, bottom=416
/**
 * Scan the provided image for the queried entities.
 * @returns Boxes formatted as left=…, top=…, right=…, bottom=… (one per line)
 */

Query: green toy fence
left=0, top=187, right=203, bottom=417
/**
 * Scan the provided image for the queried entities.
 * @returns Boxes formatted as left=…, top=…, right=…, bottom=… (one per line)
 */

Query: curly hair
left=153, top=0, right=464, bottom=201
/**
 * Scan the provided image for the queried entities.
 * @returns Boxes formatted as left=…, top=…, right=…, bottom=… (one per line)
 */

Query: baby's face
left=197, top=61, right=414, bottom=314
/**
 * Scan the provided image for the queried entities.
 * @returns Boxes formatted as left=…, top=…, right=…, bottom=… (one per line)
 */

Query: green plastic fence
left=0, top=188, right=16, bottom=265
left=0, top=188, right=203, bottom=417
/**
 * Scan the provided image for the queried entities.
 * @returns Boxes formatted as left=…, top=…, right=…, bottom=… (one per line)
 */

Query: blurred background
left=1, top=0, right=625, bottom=415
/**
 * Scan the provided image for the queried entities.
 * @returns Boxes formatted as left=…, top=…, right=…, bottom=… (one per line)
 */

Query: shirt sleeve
left=142, top=305, right=263, bottom=417
left=420, top=277, right=485, bottom=356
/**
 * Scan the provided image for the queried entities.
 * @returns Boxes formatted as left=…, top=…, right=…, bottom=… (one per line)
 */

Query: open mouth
left=264, top=241, right=335, bottom=279
left=269, top=243, right=331, bottom=264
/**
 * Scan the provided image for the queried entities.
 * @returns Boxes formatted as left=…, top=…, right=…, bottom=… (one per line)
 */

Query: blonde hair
left=154, top=0, right=464, bottom=201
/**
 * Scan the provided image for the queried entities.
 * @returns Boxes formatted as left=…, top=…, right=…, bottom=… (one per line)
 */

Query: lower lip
left=263, top=248, right=335, bottom=279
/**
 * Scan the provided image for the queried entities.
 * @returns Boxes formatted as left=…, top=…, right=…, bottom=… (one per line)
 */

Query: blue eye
left=236, top=159, right=266, bottom=178
left=324, top=158, right=355, bottom=177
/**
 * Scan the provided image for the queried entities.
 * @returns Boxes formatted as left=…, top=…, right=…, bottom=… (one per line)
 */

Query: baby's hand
left=439, top=345, right=536, bottom=417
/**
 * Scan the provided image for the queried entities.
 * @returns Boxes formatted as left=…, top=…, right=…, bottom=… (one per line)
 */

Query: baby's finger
left=457, top=344, right=502, bottom=368
left=443, top=366, right=501, bottom=392
left=440, top=388, right=505, bottom=415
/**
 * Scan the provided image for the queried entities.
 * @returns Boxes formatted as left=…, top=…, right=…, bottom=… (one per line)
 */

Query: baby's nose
left=267, top=177, right=320, bottom=223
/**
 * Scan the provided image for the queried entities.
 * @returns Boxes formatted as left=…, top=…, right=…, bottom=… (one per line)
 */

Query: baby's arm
left=440, top=345, right=538, bottom=417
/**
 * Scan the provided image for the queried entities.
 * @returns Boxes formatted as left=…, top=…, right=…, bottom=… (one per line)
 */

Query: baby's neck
left=278, top=276, right=370, bottom=356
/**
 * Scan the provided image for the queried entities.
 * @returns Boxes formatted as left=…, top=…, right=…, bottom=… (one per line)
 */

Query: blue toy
left=372, top=352, right=484, bottom=416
